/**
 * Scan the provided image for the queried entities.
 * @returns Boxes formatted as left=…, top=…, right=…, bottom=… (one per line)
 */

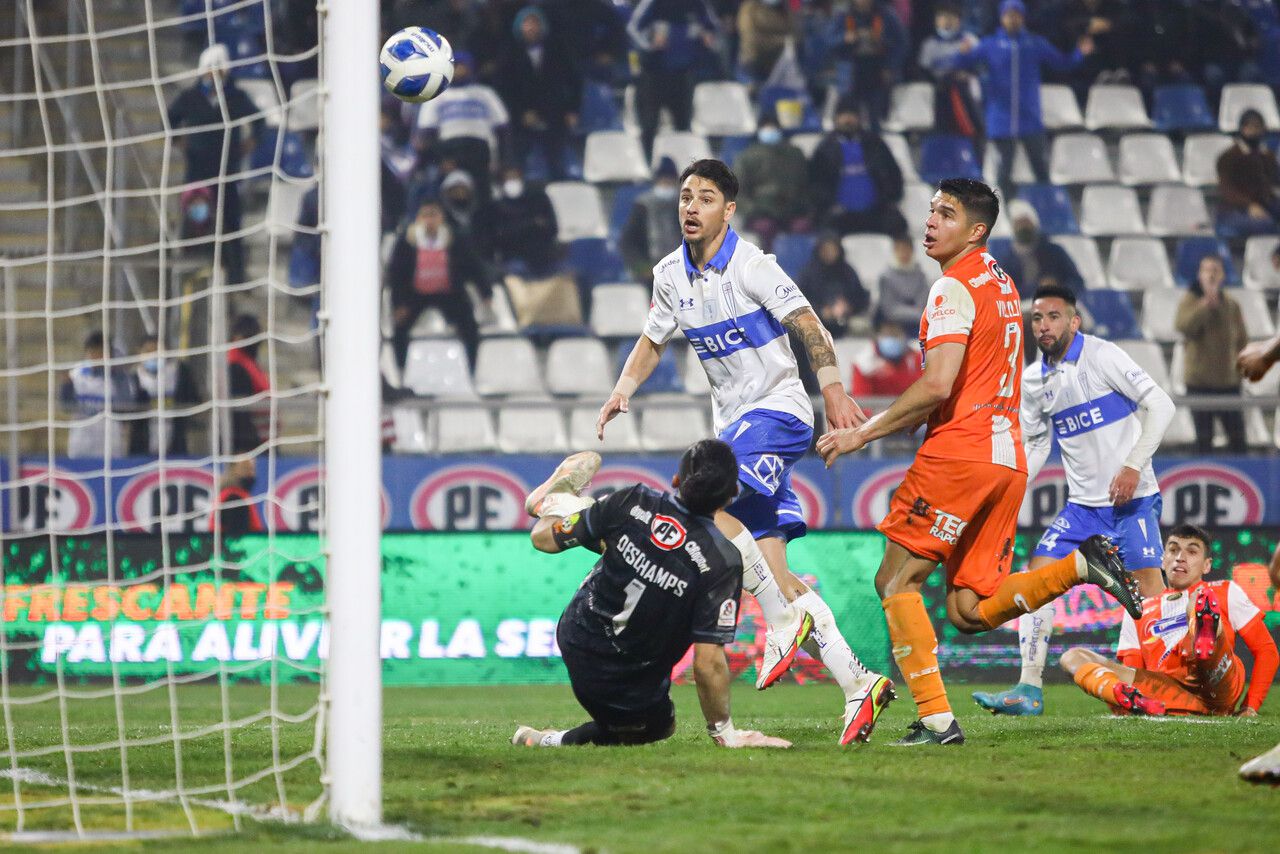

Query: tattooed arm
left=781, top=306, right=866, bottom=431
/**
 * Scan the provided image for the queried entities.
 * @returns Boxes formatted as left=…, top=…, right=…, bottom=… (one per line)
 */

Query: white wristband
left=613, top=376, right=638, bottom=398
left=707, top=718, right=737, bottom=745
left=816, top=365, right=843, bottom=390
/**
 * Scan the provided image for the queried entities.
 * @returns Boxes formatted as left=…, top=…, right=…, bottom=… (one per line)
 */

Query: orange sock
left=976, top=552, right=1084, bottom=629
left=1074, top=662, right=1120, bottom=706
left=883, top=592, right=951, bottom=718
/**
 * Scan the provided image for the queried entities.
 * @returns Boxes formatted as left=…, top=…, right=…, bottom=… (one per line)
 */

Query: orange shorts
left=1130, top=629, right=1246, bottom=716
left=877, top=454, right=1027, bottom=598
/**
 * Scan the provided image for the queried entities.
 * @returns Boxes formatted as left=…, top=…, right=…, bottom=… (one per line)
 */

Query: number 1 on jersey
left=613, top=579, right=647, bottom=635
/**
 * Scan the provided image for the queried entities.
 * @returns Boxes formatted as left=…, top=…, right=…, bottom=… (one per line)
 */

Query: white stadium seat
left=390, top=407, right=431, bottom=454
left=1108, top=237, right=1174, bottom=290
left=1140, top=287, right=1183, bottom=342
left=1169, top=345, right=1271, bottom=448
left=403, top=338, right=477, bottom=398
left=1243, top=236, right=1280, bottom=290
left=1235, top=290, right=1277, bottom=340
left=545, top=181, right=607, bottom=241
left=235, top=78, right=283, bottom=126
left=1085, top=84, right=1152, bottom=131
left=790, top=132, right=824, bottom=159
left=1051, top=235, right=1106, bottom=289
left=883, top=82, right=935, bottom=132
left=545, top=337, right=614, bottom=396
left=1218, top=83, right=1280, bottom=132
left=1181, top=133, right=1233, bottom=187
left=650, top=131, right=712, bottom=171
left=1116, top=339, right=1172, bottom=388
left=983, top=140, right=1036, bottom=187
left=1050, top=133, right=1114, bottom=184
left=569, top=404, right=641, bottom=452
left=898, top=182, right=935, bottom=231
left=285, top=78, right=320, bottom=132
left=583, top=131, right=650, bottom=183
left=639, top=404, right=710, bottom=451
left=497, top=405, right=568, bottom=453
left=473, top=337, right=545, bottom=397
left=1041, top=84, right=1084, bottom=130
left=265, top=177, right=313, bottom=240
left=589, top=284, right=650, bottom=338
left=1080, top=185, right=1144, bottom=236
left=691, top=81, right=757, bottom=136
left=1146, top=185, right=1211, bottom=237
left=841, top=234, right=894, bottom=297
left=436, top=406, right=497, bottom=452
left=1117, top=134, right=1180, bottom=185
left=881, top=133, right=920, bottom=182
left=833, top=338, right=873, bottom=392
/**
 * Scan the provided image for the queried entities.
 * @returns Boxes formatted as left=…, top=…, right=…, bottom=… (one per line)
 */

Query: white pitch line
left=1102, top=715, right=1234, bottom=725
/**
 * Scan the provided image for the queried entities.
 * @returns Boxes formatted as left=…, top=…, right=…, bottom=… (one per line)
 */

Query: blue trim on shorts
left=718, top=409, right=812, bottom=541
left=1032, top=494, right=1164, bottom=570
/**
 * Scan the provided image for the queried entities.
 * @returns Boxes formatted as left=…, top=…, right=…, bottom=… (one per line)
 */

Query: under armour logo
left=678, top=297, right=695, bottom=311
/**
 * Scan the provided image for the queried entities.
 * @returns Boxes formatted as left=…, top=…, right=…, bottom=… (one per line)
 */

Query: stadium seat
left=718, top=135, right=754, bottom=165
left=546, top=337, right=614, bottom=396
left=639, top=404, right=710, bottom=451
left=789, top=132, right=824, bottom=159
left=881, top=133, right=920, bottom=182
left=497, top=405, right=568, bottom=453
left=583, top=131, right=650, bottom=183
left=1218, top=83, right=1280, bottom=132
left=1243, top=235, right=1280, bottom=290
left=617, top=339, right=682, bottom=394
left=545, top=182, right=607, bottom=241
left=883, top=82, right=935, bottom=132
left=250, top=128, right=312, bottom=178
left=983, top=141, right=1036, bottom=187
left=682, top=351, right=711, bottom=395
left=474, top=337, right=546, bottom=397
left=692, top=81, right=757, bottom=136
left=566, top=238, right=624, bottom=287
left=1080, top=290, right=1141, bottom=340
left=1181, top=133, right=1234, bottom=187
left=1236, top=290, right=1277, bottom=340
left=1018, top=184, right=1079, bottom=235
left=235, top=78, right=283, bottom=125
left=919, top=135, right=982, bottom=184
left=265, top=177, right=313, bottom=240
left=1049, top=134, right=1114, bottom=184
left=390, top=407, right=431, bottom=454
left=569, top=404, right=641, bottom=452
left=1080, top=185, right=1144, bottom=236
left=758, top=86, right=822, bottom=132
left=579, top=80, right=623, bottom=135
left=607, top=182, right=649, bottom=244
left=650, top=131, right=712, bottom=171
left=435, top=406, right=497, bottom=452
left=1116, top=339, right=1173, bottom=388
left=1140, top=287, right=1183, bottom=342
left=833, top=338, right=873, bottom=391
left=1051, top=235, right=1106, bottom=288
left=590, top=284, right=649, bottom=338
left=1146, top=185, right=1211, bottom=237
left=285, top=78, right=320, bottom=132
left=1167, top=347, right=1267, bottom=450
left=1041, top=84, right=1084, bottom=130
left=1107, top=237, right=1174, bottom=290
left=1084, top=84, right=1152, bottom=131
left=1152, top=84, right=1215, bottom=132
left=1117, top=134, right=1180, bottom=186
left=841, top=234, right=894, bottom=295
left=1173, top=237, right=1237, bottom=286
left=403, top=338, right=477, bottom=398
left=773, top=233, right=816, bottom=278
left=898, top=182, right=935, bottom=230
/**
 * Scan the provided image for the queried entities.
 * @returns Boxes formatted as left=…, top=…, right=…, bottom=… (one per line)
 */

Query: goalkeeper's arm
left=695, top=643, right=791, bottom=749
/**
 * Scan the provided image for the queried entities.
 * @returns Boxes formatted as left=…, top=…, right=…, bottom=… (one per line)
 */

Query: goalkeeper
left=512, top=443, right=789, bottom=749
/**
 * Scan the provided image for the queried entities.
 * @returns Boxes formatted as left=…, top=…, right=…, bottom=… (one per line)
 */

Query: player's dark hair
left=1032, top=284, right=1077, bottom=308
left=679, top=159, right=739, bottom=202
left=1168, top=524, right=1213, bottom=551
left=676, top=439, right=739, bottom=516
left=937, top=177, right=999, bottom=238
left=83, top=329, right=105, bottom=351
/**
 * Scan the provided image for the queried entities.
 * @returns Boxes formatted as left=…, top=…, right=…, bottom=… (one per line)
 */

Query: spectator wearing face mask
left=440, top=169, right=489, bottom=251
left=209, top=458, right=263, bottom=536
left=875, top=232, right=931, bottom=330
left=1177, top=254, right=1248, bottom=454
left=620, top=157, right=684, bottom=284
left=414, top=50, right=509, bottom=201
left=129, top=335, right=201, bottom=457
left=797, top=232, right=869, bottom=339
left=733, top=114, right=811, bottom=249
left=992, top=199, right=1084, bottom=292
left=809, top=95, right=905, bottom=236
left=851, top=316, right=922, bottom=398
left=491, top=165, right=561, bottom=276
left=918, top=2, right=983, bottom=161
left=1216, top=109, right=1280, bottom=237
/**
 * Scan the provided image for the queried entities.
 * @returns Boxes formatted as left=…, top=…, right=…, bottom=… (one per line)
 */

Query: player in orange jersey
left=817, top=178, right=1144, bottom=745
left=1060, top=524, right=1278, bottom=718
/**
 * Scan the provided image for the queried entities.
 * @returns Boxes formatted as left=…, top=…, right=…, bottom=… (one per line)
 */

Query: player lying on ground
left=597, top=158, right=894, bottom=744
left=1060, top=525, right=1277, bottom=717
left=513, top=441, right=789, bottom=749
left=817, top=178, right=1145, bottom=746
left=973, top=285, right=1175, bottom=716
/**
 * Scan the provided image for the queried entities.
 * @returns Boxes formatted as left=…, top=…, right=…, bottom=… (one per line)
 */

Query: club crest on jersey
left=650, top=514, right=687, bottom=550
left=717, top=598, right=738, bottom=628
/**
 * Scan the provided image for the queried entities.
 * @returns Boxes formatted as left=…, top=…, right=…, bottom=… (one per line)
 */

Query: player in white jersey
left=596, top=159, right=895, bottom=744
left=973, top=285, right=1176, bottom=716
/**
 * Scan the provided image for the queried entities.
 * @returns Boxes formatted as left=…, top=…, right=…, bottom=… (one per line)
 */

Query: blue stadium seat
left=919, top=135, right=981, bottom=184
left=718, top=135, right=754, bottom=166
left=772, top=233, right=816, bottom=278
left=249, top=128, right=313, bottom=178
left=579, top=81, right=623, bottom=135
left=1152, top=85, right=1215, bottom=132
left=987, top=237, right=1013, bottom=268
left=566, top=238, right=624, bottom=287
left=608, top=182, right=649, bottom=246
left=1173, top=237, right=1239, bottom=286
left=1080, top=291, right=1141, bottom=340
left=757, top=86, right=822, bottom=132
left=1017, top=184, right=1079, bottom=235
left=616, top=340, right=683, bottom=394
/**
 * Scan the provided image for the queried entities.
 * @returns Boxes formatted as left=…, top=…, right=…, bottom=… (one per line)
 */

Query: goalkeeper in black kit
left=512, top=440, right=790, bottom=749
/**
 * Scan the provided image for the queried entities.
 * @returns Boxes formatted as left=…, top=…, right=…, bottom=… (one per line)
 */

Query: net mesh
left=0, top=0, right=327, bottom=837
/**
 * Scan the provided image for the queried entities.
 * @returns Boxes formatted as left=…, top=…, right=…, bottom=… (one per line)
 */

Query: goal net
left=0, top=0, right=380, bottom=839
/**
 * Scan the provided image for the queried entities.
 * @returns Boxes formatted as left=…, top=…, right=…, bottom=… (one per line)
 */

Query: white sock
left=792, top=590, right=872, bottom=699
left=1017, top=604, right=1054, bottom=689
left=922, top=712, right=955, bottom=733
left=730, top=530, right=792, bottom=626
left=539, top=730, right=566, bottom=747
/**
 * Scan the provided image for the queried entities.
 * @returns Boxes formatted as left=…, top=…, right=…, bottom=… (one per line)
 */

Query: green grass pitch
left=2, top=682, right=1277, bottom=852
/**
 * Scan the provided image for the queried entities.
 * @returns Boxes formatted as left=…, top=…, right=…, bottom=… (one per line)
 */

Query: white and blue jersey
left=1021, top=333, right=1164, bottom=569
left=644, top=227, right=814, bottom=540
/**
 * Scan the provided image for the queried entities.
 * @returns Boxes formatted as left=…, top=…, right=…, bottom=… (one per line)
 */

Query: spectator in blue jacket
left=950, top=0, right=1093, bottom=199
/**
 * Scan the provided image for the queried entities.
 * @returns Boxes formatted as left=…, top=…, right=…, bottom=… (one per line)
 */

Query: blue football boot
left=972, top=683, right=1045, bottom=716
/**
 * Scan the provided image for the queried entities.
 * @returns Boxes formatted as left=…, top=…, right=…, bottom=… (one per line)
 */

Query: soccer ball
left=380, top=27, right=454, bottom=103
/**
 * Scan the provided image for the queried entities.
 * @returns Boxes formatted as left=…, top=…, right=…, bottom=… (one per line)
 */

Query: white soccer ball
left=380, top=27, right=454, bottom=104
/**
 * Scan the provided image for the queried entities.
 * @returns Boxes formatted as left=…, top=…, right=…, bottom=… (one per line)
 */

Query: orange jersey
left=917, top=247, right=1026, bottom=472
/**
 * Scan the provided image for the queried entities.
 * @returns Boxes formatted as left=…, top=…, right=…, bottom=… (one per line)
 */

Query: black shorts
left=558, top=626, right=676, bottom=743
